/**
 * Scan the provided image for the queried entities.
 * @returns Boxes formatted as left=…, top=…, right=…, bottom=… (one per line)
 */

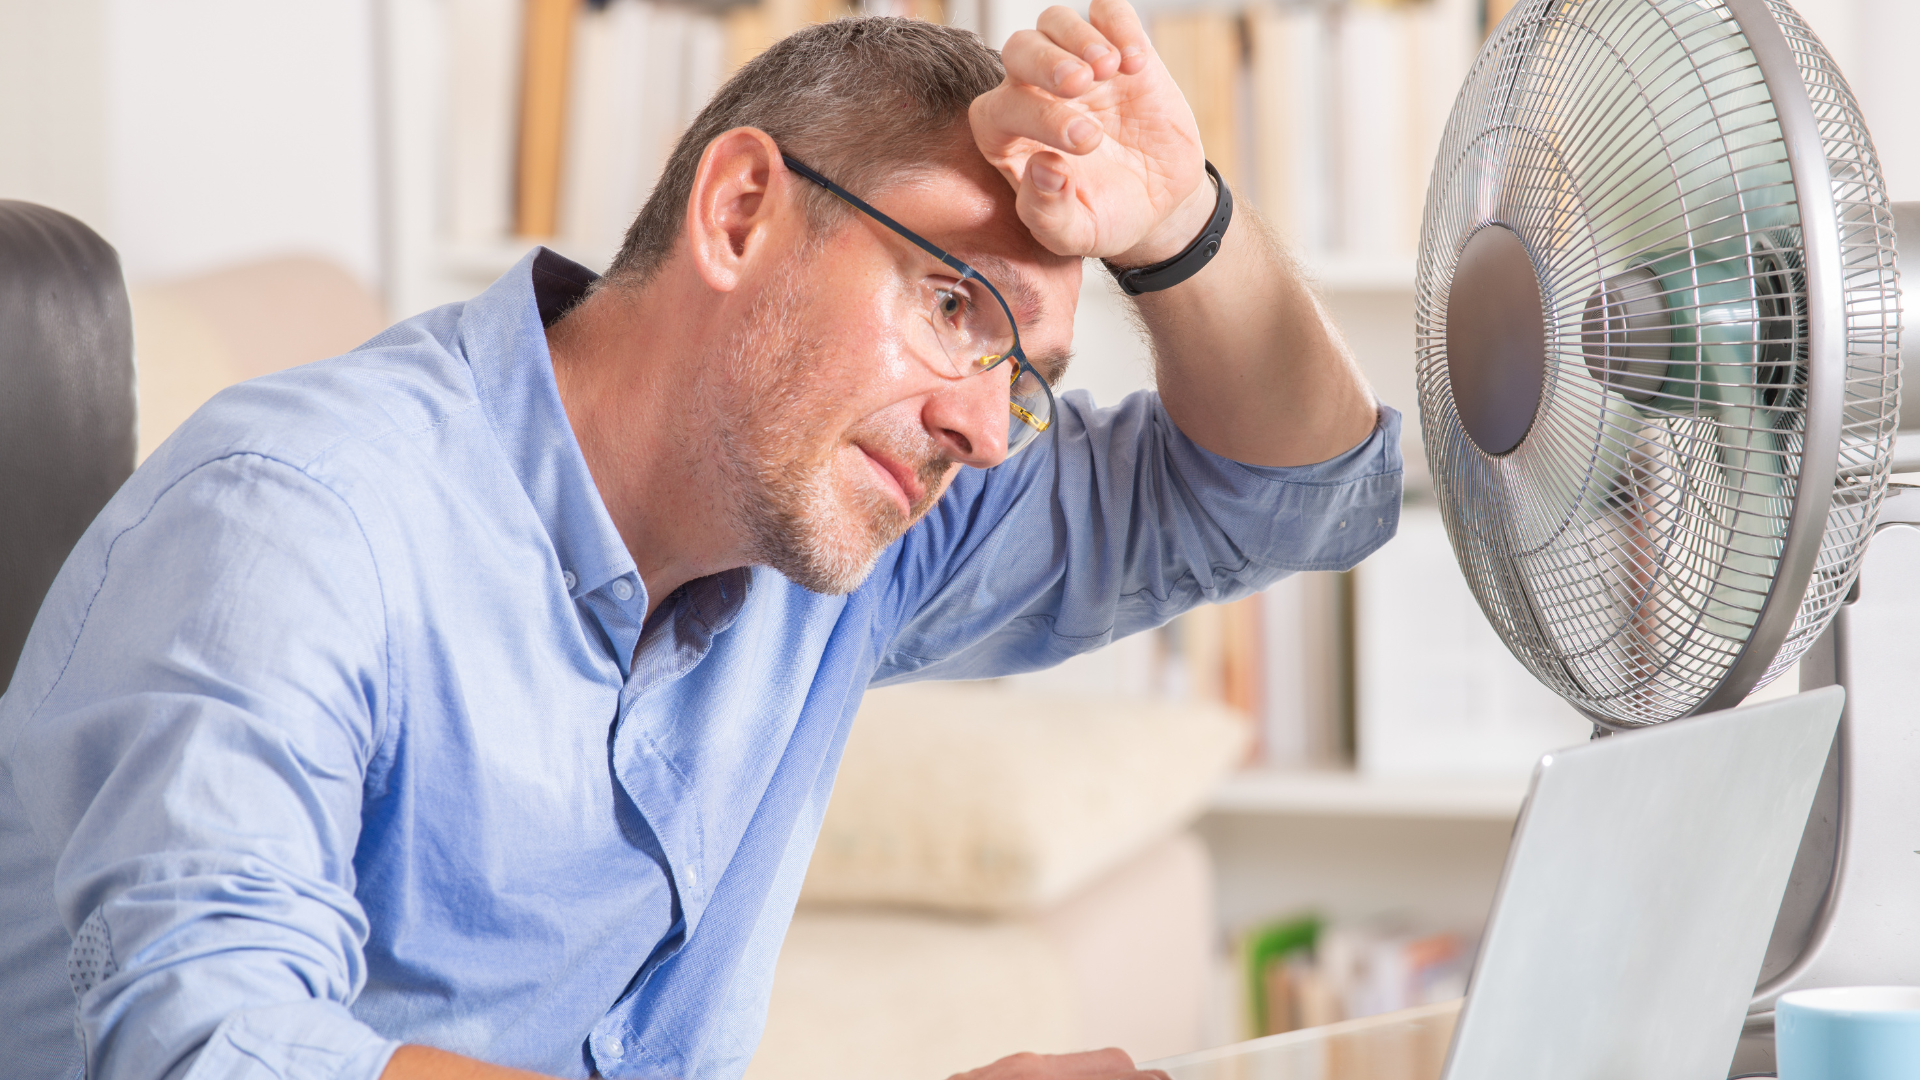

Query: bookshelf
left=375, top=0, right=1469, bottom=324
left=1208, top=769, right=1527, bottom=822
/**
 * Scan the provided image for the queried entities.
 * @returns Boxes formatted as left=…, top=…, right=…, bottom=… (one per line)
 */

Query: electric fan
left=1415, top=0, right=1916, bottom=1069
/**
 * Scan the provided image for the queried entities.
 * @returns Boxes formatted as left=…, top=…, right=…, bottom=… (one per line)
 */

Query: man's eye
left=935, top=289, right=967, bottom=324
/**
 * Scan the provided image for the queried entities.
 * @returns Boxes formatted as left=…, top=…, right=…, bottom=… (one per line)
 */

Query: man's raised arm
left=969, top=0, right=1380, bottom=467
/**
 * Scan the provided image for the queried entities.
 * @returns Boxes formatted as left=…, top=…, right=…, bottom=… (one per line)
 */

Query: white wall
left=0, top=1, right=111, bottom=229
left=102, top=0, right=382, bottom=286
left=0, top=0, right=382, bottom=289
left=1793, top=0, right=1920, bottom=203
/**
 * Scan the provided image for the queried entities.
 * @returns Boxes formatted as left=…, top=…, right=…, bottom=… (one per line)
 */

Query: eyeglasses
left=781, top=154, right=1056, bottom=457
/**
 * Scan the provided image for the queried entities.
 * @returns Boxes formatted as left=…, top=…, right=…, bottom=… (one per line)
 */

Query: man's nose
left=921, top=367, right=1010, bottom=469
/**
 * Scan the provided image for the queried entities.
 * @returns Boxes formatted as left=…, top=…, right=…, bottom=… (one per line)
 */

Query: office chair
left=0, top=201, right=137, bottom=691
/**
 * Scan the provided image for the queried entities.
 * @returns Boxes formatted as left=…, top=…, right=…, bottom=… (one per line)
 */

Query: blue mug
left=1777, top=986, right=1920, bottom=1080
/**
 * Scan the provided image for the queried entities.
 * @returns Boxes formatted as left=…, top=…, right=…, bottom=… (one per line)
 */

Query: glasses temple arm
left=780, top=154, right=977, bottom=281
left=780, top=151, right=1038, bottom=403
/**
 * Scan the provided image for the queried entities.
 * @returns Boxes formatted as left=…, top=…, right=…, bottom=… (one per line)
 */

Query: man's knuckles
left=1036, top=6, right=1122, bottom=79
left=972, top=83, right=1102, bottom=158
left=1001, top=29, right=1093, bottom=95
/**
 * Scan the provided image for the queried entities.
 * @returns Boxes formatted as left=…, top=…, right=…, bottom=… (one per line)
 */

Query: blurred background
left=3, top=0, right=1915, bottom=1075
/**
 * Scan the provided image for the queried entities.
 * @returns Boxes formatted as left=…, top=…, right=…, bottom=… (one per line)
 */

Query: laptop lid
left=1442, top=686, right=1843, bottom=1080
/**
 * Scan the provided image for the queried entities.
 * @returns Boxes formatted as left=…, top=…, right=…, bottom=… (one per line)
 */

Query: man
left=0, top=5, right=1398, bottom=1080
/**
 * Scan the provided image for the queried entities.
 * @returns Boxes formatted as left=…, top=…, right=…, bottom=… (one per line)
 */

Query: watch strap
left=1104, top=161, right=1233, bottom=296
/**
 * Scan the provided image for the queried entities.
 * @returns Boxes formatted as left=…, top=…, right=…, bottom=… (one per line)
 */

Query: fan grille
left=1414, top=0, right=1899, bottom=726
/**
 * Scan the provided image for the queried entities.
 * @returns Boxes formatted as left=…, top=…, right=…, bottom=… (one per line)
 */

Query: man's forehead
left=888, top=157, right=1075, bottom=276
left=921, top=171, right=1071, bottom=267
left=859, top=148, right=1080, bottom=367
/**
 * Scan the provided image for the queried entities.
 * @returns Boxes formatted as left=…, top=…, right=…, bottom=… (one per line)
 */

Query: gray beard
left=701, top=256, right=951, bottom=595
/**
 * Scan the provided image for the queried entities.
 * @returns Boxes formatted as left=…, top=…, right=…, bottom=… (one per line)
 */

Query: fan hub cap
left=1445, top=224, right=1546, bottom=456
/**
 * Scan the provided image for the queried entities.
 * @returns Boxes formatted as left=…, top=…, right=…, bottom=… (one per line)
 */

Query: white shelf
left=439, top=238, right=541, bottom=281
left=1301, top=254, right=1418, bottom=292
left=1206, top=769, right=1530, bottom=821
left=1894, top=431, right=1920, bottom=474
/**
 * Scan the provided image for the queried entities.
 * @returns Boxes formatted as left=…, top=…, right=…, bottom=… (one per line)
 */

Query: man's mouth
left=857, top=444, right=925, bottom=515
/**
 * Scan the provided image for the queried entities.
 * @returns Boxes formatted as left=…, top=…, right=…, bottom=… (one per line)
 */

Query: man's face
left=703, top=145, right=1081, bottom=595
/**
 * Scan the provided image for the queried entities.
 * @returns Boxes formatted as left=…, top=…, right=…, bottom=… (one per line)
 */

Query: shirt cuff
left=1218, top=404, right=1405, bottom=484
left=185, top=1001, right=399, bottom=1080
left=1161, top=403, right=1405, bottom=574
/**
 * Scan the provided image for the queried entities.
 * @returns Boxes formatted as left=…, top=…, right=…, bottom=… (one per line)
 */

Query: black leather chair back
left=0, top=201, right=136, bottom=690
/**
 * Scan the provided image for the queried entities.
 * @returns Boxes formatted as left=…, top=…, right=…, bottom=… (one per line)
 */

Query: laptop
left=1442, top=686, right=1842, bottom=1079
left=1152, top=686, right=1843, bottom=1080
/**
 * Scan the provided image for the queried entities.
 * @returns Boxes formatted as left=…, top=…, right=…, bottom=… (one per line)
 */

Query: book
left=726, top=0, right=856, bottom=71
left=557, top=0, right=728, bottom=264
left=1248, top=2, right=1331, bottom=254
left=515, top=0, right=578, bottom=238
left=559, top=0, right=625, bottom=261
left=1241, top=914, right=1473, bottom=1037
left=1260, top=571, right=1349, bottom=769
left=1483, top=0, right=1523, bottom=37
left=1220, top=594, right=1263, bottom=725
left=447, top=0, right=523, bottom=245
left=1409, top=0, right=1478, bottom=247
left=1353, top=504, right=1592, bottom=778
left=1150, top=11, right=1244, bottom=193
left=1332, top=1, right=1416, bottom=257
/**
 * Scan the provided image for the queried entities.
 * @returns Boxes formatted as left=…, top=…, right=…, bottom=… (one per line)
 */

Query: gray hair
left=603, top=16, right=1005, bottom=287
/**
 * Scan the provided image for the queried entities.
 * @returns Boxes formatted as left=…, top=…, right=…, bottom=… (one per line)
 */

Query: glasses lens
left=916, top=276, right=1017, bottom=379
left=885, top=224, right=1050, bottom=455
left=1007, top=357, right=1054, bottom=455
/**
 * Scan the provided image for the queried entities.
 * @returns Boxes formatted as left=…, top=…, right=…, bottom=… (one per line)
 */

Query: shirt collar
left=457, top=248, right=753, bottom=647
left=458, top=247, right=634, bottom=601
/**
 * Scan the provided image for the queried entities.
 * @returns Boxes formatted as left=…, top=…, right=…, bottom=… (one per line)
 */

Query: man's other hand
left=382, top=1044, right=556, bottom=1079
left=969, top=0, right=1213, bottom=268
left=950, top=1048, right=1175, bottom=1080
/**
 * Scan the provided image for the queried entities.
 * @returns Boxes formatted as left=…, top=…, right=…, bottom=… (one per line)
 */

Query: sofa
left=747, top=683, right=1248, bottom=1080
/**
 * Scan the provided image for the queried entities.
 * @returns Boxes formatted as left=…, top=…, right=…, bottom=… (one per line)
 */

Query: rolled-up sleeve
left=7, top=454, right=399, bottom=1080
left=873, top=390, right=1403, bottom=682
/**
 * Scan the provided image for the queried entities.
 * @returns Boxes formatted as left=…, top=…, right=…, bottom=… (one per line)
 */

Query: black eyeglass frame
left=780, top=153, right=1056, bottom=453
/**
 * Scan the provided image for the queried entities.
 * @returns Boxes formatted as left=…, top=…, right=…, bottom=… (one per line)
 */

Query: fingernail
left=1066, top=117, right=1097, bottom=146
left=1083, top=43, right=1111, bottom=62
left=1121, top=44, right=1143, bottom=59
left=1031, top=160, right=1067, bottom=193
left=1051, top=58, right=1082, bottom=87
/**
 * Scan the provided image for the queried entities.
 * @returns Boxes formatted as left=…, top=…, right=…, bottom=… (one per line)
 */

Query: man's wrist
left=1111, top=169, right=1218, bottom=269
left=1104, top=162, right=1231, bottom=296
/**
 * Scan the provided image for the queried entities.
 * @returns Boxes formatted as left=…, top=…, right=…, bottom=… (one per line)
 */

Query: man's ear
left=684, top=127, right=797, bottom=293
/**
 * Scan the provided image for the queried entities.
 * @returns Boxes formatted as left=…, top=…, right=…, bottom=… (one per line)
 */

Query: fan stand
left=1730, top=202, right=1920, bottom=1076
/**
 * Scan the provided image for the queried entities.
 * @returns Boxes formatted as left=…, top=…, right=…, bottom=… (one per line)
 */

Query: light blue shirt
left=0, top=249, right=1402, bottom=1080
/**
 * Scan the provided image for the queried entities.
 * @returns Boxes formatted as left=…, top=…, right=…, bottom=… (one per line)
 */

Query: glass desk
left=1146, top=1001, right=1462, bottom=1080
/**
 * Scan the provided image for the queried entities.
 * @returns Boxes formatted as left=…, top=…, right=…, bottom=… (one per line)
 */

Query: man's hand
left=973, top=2, right=1380, bottom=469
left=950, top=1048, right=1173, bottom=1080
left=382, top=1045, right=555, bottom=1079
left=969, top=0, right=1213, bottom=267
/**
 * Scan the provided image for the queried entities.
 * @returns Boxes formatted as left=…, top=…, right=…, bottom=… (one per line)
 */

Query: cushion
left=131, top=257, right=386, bottom=460
left=748, top=832, right=1215, bottom=1080
left=800, top=683, right=1246, bottom=914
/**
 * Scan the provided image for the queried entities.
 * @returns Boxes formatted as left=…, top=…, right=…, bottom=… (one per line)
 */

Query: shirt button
left=612, top=578, right=635, bottom=601
left=562, top=570, right=577, bottom=591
